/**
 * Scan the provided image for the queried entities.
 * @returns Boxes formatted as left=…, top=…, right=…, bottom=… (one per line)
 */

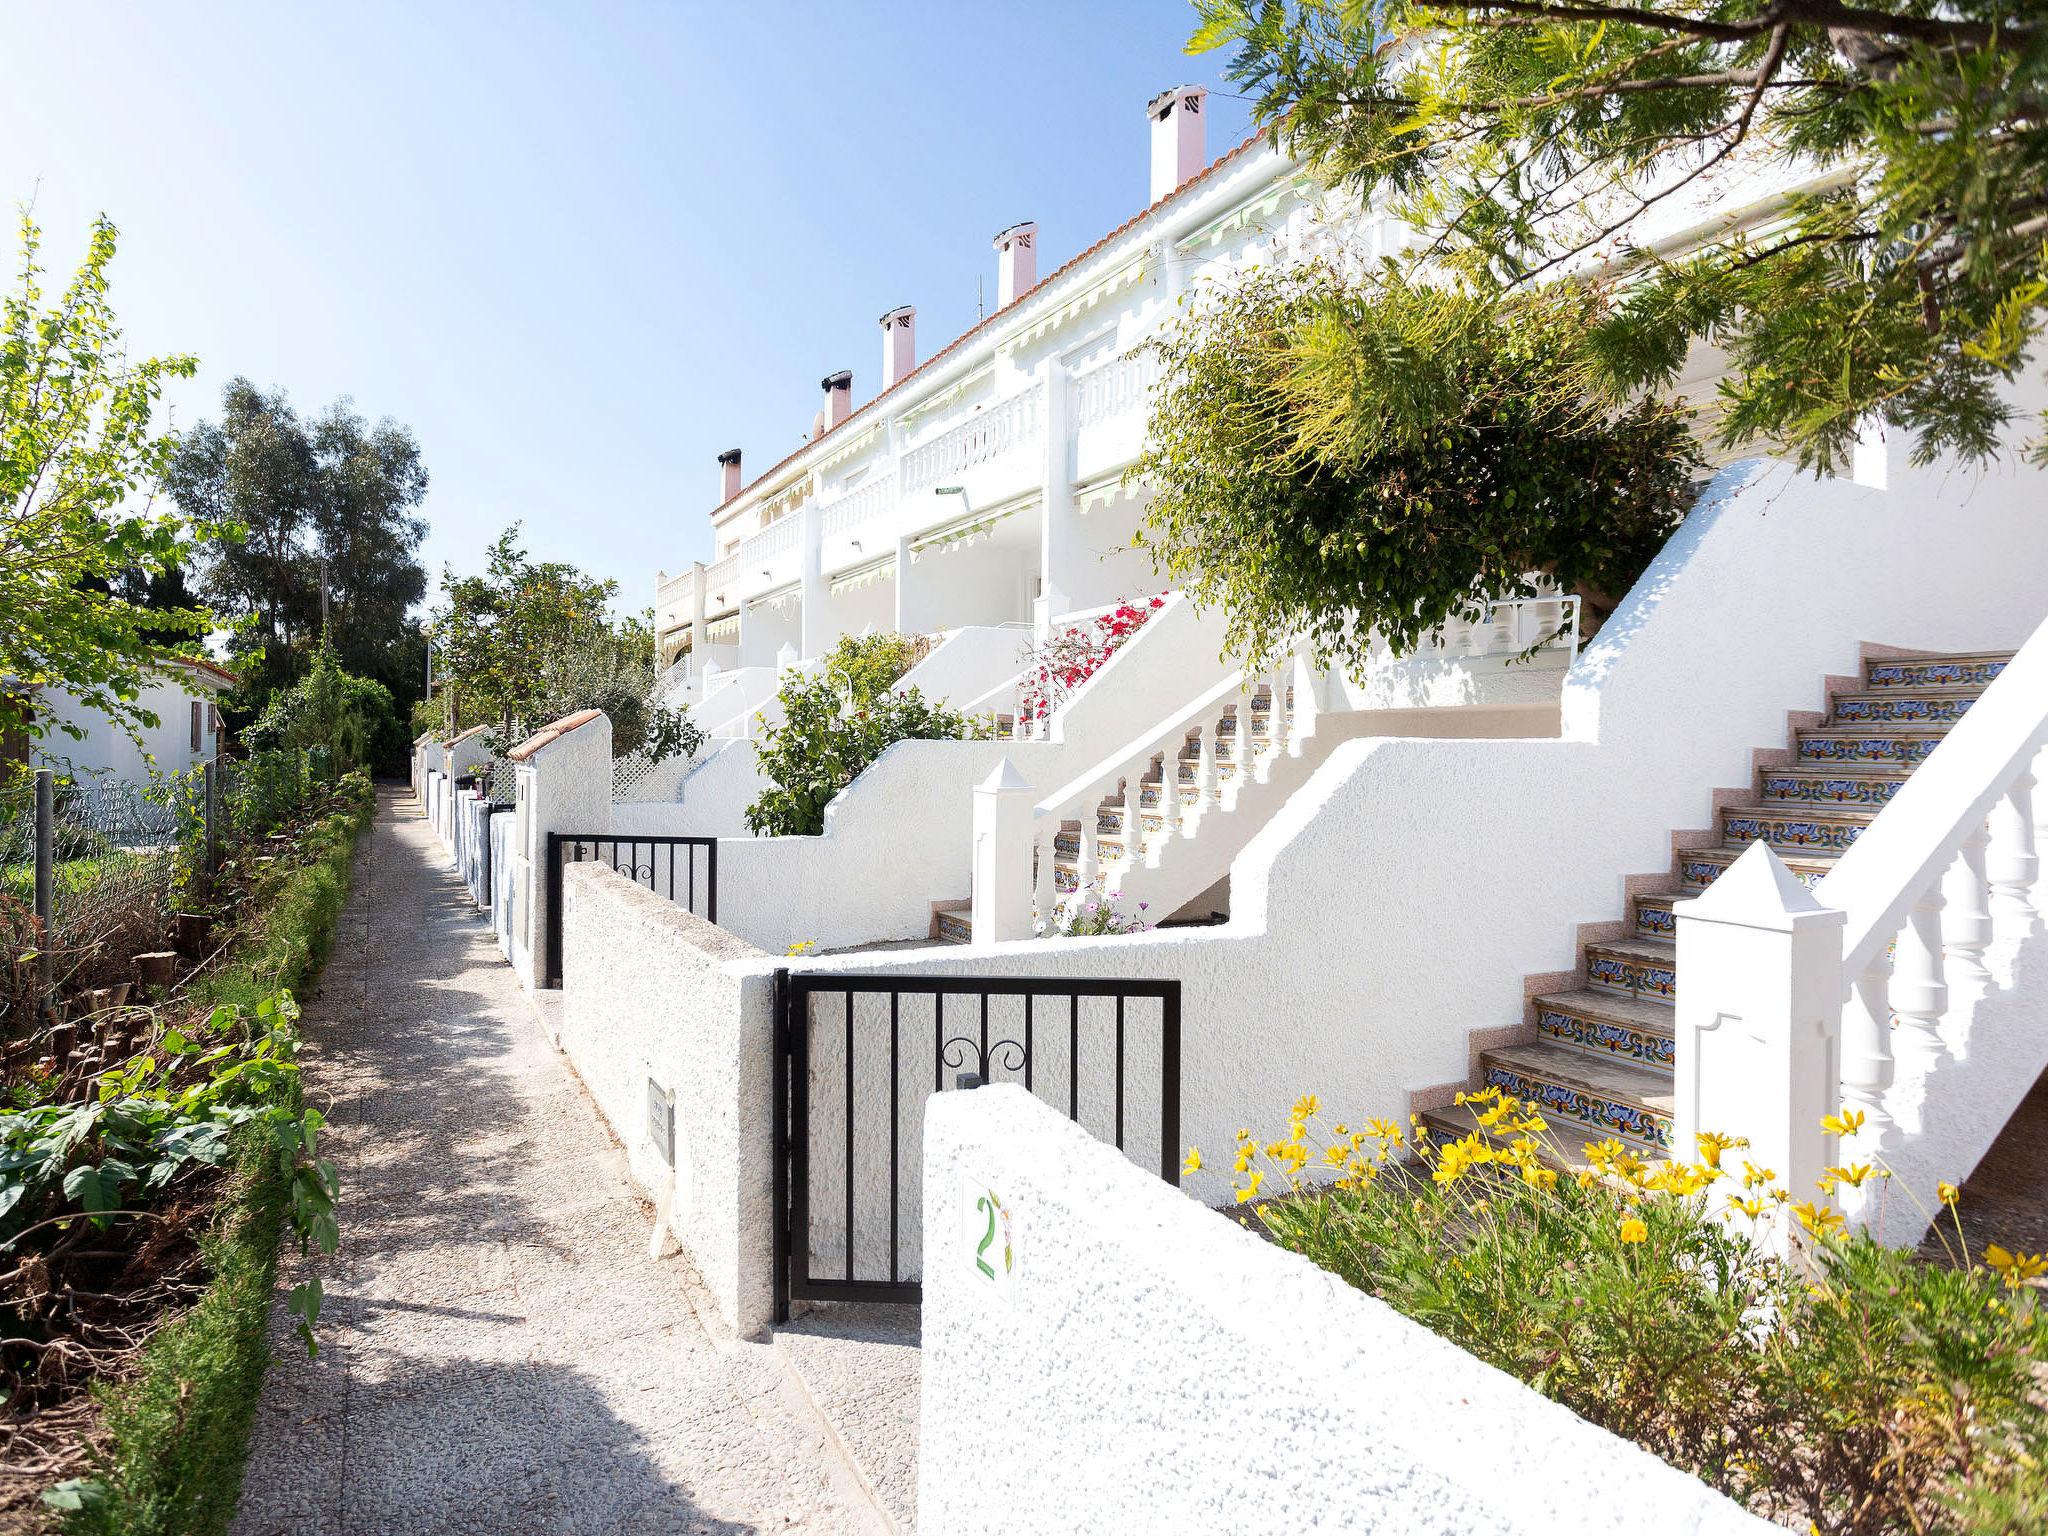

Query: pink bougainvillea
left=1019, top=594, right=1168, bottom=723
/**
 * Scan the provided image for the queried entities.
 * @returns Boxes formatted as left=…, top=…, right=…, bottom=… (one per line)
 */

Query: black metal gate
left=773, top=970, right=1181, bottom=1319
left=545, top=832, right=718, bottom=987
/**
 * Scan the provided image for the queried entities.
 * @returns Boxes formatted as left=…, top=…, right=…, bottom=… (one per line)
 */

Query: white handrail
left=900, top=385, right=1044, bottom=494
left=1821, top=616, right=2048, bottom=977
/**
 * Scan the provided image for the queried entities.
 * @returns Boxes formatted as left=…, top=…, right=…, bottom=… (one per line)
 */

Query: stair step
left=1680, top=845, right=1837, bottom=892
left=1796, top=725, right=1950, bottom=766
left=1864, top=653, right=2010, bottom=691
left=1420, top=1100, right=1632, bottom=1171
left=1583, top=938, right=1676, bottom=1002
left=932, top=901, right=972, bottom=945
left=1829, top=689, right=1978, bottom=726
left=1722, top=803, right=1874, bottom=856
left=1632, top=894, right=1677, bottom=942
left=1758, top=764, right=1914, bottom=806
left=1479, top=1041, right=1674, bottom=1153
left=1533, top=988, right=1676, bottom=1072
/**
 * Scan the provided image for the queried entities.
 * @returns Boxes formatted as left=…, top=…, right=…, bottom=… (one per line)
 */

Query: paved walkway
left=233, top=788, right=885, bottom=1536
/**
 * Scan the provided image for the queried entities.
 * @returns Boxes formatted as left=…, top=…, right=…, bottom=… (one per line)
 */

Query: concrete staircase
left=1423, top=650, right=2015, bottom=1163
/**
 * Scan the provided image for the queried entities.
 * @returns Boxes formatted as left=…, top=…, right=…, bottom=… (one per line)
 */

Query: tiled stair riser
left=1586, top=949, right=1676, bottom=1001
left=1760, top=772, right=1906, bottom=806
left=1721, top=811, right=1866, bottom=855
left=1680, top=851, right=1829, bottom=892
left=1634, top=900, right=1676, bottom=942
left=1830, top=693, right=1975, bottom=725
left=935, top=911, right=971, bottom=944
left=1481, top=1064, right=1671, bottom=1152
left=1535, top=1006, right=1676, bottom=1070
left=1796, top=733, right=1944, bottom=765
left=1865, top=659, right=2006, bottom=689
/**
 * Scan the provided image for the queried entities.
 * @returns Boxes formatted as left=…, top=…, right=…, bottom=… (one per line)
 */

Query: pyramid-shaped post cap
left=978, top=755, right=1036, bottom=796
left=1674, top=843, right=1844, bottom=932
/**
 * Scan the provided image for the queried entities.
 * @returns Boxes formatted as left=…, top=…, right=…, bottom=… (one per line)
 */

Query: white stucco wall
left=895, top=624, right=1034, bottom=711
left=610, top=739, right=765, bottom=838
left=918, top=1086, right=1772, bottom=1536
left=560, top=863, right=777, bottom=1336
left=33, top=667, right=226, bottom=784
left=787, top=431, right=2048, bottom=1204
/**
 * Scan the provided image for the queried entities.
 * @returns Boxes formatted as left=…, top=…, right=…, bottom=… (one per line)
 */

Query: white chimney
left=821, top=370, right=853, bottom=432
left=1148, top=84, right=1209, bottom=202
left=993, top=222, right=1037, bottom=308
left=880, top=305, right=916, bottom=391
left=717, top=448, right=742, bottom=503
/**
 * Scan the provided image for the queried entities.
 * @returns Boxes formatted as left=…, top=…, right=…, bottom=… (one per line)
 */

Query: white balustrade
left=1418, top=594, right=1580, bottom=662
left=821, top=474, right=897, bottom=538
left=900, top=386, right=1044, bottom=494
left=739, top=512, right=802, bottom=566
left=1679, top=612, right=2048, bottom=1246
left=705, top=554, right=741, bottom=593
left=1071, top=351, right=1159, bottom=430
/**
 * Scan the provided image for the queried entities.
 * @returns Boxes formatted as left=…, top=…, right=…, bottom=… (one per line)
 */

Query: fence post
left=1673, top=842, right=1847, bottom=1255
left=971, top=756, right=1038, bottom=944
left=33, top=768, right=54, bottom=1007
left=203, top=760, right=219, bottom=876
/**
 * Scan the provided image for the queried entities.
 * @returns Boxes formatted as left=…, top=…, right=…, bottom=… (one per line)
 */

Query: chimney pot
left=821, top=369, right=853, bottom=432
left=1147, top=84, right=1209, bottom=202
left=717, top=448, right=743, bottom=503
left=993, top=222, right=1038, bottom=309
left=879, top=305, right=916, bottom=391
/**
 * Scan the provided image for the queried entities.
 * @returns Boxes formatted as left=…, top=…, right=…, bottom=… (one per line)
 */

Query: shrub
left=1199, top=1094, right=2048, bottom=1535
left=240, top=644, right=401, bottom=778
left=822, top=631, right=928, bottom=705
left=745, top=672, right=979, bottom=837
left=1037, top=893, right=1149, bottom=938
left=1135, top=265, right=1704, bottom=666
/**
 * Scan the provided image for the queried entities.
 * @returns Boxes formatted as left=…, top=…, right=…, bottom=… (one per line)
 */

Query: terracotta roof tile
left=445, top=723, right=492, bottom=746
left=715, top=128, right=1273, bottom=515
left=506, top=707, right=604, bottom=763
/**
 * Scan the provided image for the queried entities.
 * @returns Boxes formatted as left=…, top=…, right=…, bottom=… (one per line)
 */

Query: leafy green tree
left=240, top=643, right=403, bottom=777
left=167, top=380, right=427, bottom=716
left=0, top=215, right=207, bottom=748
left=746, top=674, right=978, bottom=837
left=429, top=526, right=693, bottom=759
left=1135, top=265, right=1702, bottom=666
left=1191, top=0, right=2048, bottom=471
left=822, top=632, right=925, bottom=705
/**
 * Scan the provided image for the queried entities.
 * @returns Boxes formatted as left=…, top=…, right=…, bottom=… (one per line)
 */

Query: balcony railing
left=1072, top=351, right=1158, bottom=431
left=822, top=474, right=897, bottom=538
left=705, top=554, right=740, bottom=596
left=740, top=512, right=802, bottom=566
left=900, top=386, right=1044, bottom=494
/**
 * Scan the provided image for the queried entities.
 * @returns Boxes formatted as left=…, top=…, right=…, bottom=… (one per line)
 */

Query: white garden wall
left=918, top=1086, right=1772, bottom=1536
left=789, top=428, right=2048, bottom=1204
left=610, top=739, right=765, bottom=839
left=895, top=624, right=1033, bottom=710
left=559, top=864, right=777, bottom=1336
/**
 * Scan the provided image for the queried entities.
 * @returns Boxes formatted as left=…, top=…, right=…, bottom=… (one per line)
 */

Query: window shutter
left=191, top=700, right=202, bottom=752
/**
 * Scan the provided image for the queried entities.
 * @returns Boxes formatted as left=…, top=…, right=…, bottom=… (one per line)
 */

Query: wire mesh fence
left=2, top=748, right=342, bottom=1041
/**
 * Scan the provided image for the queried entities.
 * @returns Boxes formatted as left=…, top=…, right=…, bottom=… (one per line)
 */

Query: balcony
left=899, top=384, right=1044, bottom=498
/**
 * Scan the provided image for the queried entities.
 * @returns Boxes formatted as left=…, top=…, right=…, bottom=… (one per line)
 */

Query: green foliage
left=41, top=773, right=373, bottom=1534
left=1226, top=1093, right=2048, bottom=1535
left=168, top=380, right=429, bottom=721
left=822, top=631, right=925, bottom=705
left=1136, top=265, right=1702, bottom=665
left=0, top=215, right=208, bottom=748
left=1190, top=0, right=2048, bottom=471
left=745, top=670, right=979, bottom=837
left=429, top=526, right=693, bottom=759
left=239, top=644, right=402, bottom=776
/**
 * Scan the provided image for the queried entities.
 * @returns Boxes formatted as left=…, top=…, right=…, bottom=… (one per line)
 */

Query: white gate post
left=971, top=757, right=1038, bottom=944
left=1674, top=843, right=1847, bottom=1254
left=507, top=709, right=613, bottom=997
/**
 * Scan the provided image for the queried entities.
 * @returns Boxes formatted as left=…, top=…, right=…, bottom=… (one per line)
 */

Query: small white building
left=23, top=655, right=236, bottom=784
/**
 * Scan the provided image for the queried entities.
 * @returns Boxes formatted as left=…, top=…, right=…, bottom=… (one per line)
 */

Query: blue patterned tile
left=1483, top=1065, right=1670, bottom=1150
left=1536, top=1008, right=1677, bottom=1070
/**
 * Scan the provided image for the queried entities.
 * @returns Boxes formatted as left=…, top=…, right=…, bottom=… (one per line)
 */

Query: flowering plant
left=1187, top=1092, right=2048, bottom=1536
left=1017, top=595, right=1168, bottom=724
left=1034, top=893, right=1149, bottom=939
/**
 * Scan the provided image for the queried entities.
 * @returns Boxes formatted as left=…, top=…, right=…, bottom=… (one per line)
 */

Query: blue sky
left=0, top=1, right=1253, bottom=618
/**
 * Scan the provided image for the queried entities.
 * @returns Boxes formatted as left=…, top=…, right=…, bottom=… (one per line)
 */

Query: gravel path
left=231, top=787, right=886, bottom=1536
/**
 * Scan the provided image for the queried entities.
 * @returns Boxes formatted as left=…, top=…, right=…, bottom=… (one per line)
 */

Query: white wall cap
left=978, top=755, right=1036, bottom=795
left=1675, top=843, right=1844, bottom=932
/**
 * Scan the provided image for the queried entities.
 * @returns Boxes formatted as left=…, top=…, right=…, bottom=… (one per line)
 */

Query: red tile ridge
left=506, top=707, right=605, bottom=762
left=445, top=723, right=492, bottom=746
left=714, top=127, right=1276, bottom=516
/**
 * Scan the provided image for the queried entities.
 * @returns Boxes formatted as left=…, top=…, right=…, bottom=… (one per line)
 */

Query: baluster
left=1291, top=655, right=1318, bottom=747
left=1033, top=824, right=1056, bottom=930
left=1939, top=826, right=1993, bottom=987
left=1121, top=773, right=1142, bottom=871
left=1157, top=747, right=1183, bottom=847
left=1194, top=726, right=1219, bottom=812
left=1839, top=950, right=1897, bottom=1126
left=1076, top=811, right=1100, bottom=899
left=1265, top=665, right=1290, bottom=761
left=1986, top=771, right=2040, bottom=936
left=1891, top=887, right=1950, bottom=1068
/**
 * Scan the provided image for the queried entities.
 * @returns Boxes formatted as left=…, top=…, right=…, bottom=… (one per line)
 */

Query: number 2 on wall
left=974, top=1194, right=997, bottom=1279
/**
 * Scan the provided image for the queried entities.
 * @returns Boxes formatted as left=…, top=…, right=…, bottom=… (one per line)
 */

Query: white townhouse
left=15, top=655, right=234, bottom=784
left=652, top=86, right=1393, bottom=697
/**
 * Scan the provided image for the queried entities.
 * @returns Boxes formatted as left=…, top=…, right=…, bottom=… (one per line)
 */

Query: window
left=190, top=700, right=202, bottom=753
